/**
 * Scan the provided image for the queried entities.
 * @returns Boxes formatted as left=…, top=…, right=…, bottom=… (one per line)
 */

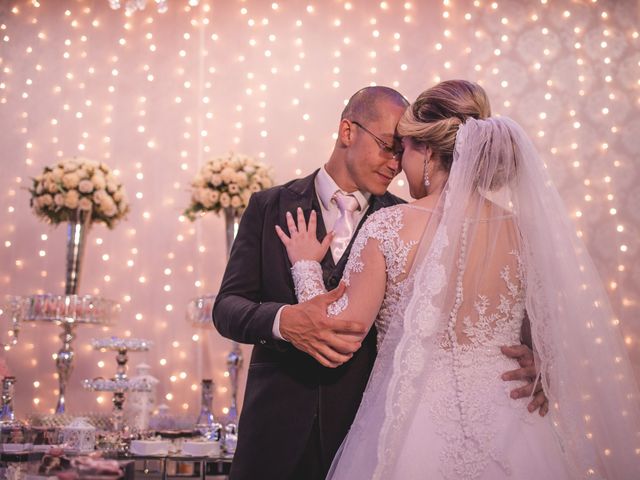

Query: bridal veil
left=327, top=116, right=640, bottom=479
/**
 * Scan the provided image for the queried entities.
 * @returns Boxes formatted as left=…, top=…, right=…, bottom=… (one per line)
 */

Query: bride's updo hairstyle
left=397, top=80, right=491, bottom=173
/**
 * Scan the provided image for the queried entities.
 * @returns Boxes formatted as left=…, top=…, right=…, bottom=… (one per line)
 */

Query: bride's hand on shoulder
left=275, top=207, right=334, bottom=264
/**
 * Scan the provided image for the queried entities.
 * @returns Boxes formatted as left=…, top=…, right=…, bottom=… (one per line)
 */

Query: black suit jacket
left=213, top=170, right=404, bottom=479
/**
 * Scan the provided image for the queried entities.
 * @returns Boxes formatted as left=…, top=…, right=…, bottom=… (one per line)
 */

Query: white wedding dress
left=292, top=204, right=571, bottom=479
left=290, top=118, right=640, bottom=479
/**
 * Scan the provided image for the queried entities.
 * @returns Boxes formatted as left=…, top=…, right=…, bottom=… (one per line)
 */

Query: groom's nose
left=387, top=156, right=401, bottom=176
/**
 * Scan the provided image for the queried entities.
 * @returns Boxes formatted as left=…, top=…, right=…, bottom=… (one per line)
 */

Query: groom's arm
left=501, top=313, right=549, bottom=416
left=213, top=192, right=285, bottom=347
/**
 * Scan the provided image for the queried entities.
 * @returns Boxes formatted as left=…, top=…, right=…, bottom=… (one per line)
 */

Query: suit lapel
left=279, top=171, right=336, bottom=282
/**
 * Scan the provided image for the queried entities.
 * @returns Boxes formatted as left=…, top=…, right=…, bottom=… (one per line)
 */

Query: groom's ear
left=337, top=119, right=354, bottom=147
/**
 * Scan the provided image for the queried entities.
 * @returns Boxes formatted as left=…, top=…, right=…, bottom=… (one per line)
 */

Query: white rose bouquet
left=184, top=152, right=274, bottom=220
left=29, top=157, right=130, bottom=229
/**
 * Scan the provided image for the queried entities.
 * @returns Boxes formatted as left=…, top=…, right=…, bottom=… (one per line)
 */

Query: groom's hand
left=500, top=345, right=549, bottom=417
left=280, top=283, right=367, bottom=368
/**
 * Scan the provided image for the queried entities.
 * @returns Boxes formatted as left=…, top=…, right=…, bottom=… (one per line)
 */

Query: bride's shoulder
left=366, top=204, right=405, bottom=223
left=360, top=205, right=406, bottom=234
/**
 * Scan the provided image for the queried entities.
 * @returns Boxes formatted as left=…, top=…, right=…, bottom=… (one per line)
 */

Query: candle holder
left=19, top=294, right=118, bottom=414
left=83, top=337, right=153, bottom=433
left=186, top=207, right=243, bottom=426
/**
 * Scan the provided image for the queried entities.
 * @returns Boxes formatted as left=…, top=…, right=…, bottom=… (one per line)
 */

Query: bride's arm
left=276, top=208, right=388, bottom=340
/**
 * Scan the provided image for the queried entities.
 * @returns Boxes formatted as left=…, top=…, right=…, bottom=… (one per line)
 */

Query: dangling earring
left=423, top=156, right=431, bottom=188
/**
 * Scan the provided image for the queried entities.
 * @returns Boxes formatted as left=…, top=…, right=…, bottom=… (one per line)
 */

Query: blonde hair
left=398, top=80, right=491, bottom=172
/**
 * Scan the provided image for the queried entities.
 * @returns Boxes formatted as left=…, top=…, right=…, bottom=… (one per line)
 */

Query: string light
left=0, top=0, right=636, bottom=420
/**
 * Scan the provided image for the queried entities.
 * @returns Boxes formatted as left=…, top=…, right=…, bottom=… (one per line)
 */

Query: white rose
left=100, top=197, right=117, bottom=217
left=243, top=165, right=256, bottom=174
left=230, top=195, right=242, bottom=208
left=229, top=157, right=242, bottom=170
left=106, top=180, right=118, bottom=194
left=200, top=192, right=214, bottom=209
left=228, top=183, right=240, bottom=194
left=220, top=192, right=231, bottom=208
left=93, top=189, right=109, bottom=204
left=112, top=189, right=123, bottom=202
left=208, top=190, right=220, bottom=204
left=260, top=177, right=273, bottom=188
left=84, top=159, right=99, bottom=169
left=210, top=160, right=222, bottom=173
left=46, top=180, right=59, bottom=194
left=51, top=168, right=63, bottom=182
left=62, top=172, right=80, bottom=189
left=64, top=190, right=79, bottom=209
left=235, top=172, right=249, bottom=187
left=76, top=168, right=90, bottom=179
left=118, top=200, right=128, bottom=214
left=78, top=197, right=93, bottom=211
left=210, top=174, right=222, bottom=187
left=193, top=173, right=206, bottom=187
left=249, top=183, right=261, bottom=192
left=99, top=162, right=110, bottom=173
left=91, top=173, right=106, bottom=190
left=63, top=160, right=79, bottom=172
left=78, top=179, right=94, bottom=194
left=220, top=167, right=235, bottom=184
left=40, top=194, right=53, bottom=207
left=54, top=193, right=64, bottom=207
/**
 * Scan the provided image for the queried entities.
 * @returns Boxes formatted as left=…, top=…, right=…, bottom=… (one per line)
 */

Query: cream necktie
left=332, top=191, right=360, bottom=262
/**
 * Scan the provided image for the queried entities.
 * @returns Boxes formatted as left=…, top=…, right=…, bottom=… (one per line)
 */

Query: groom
left=214, top=86, right=407, bottom=479
left=213, top=86, right=545, bottom=480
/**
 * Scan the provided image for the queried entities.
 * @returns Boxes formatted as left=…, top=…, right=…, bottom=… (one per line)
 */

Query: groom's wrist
left=272, top=305, right=289, bottom=341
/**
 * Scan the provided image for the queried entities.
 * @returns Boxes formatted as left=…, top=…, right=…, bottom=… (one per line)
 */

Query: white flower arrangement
left=184, top=152, right=275, bottom=220
left=29, top=157, right=130, bottom=229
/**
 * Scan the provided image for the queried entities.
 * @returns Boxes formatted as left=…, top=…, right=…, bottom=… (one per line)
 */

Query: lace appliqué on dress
left=427, top=247, right=531, bottom=480
left=373, top=224, right=450, bottom=480
left=291, top=260, right=325, bottom=303
left=335, top=207, right=416, bottom=342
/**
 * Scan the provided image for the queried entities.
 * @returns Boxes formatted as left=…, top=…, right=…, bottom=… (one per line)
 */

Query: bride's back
left=393, top=200, right=524, bottom=349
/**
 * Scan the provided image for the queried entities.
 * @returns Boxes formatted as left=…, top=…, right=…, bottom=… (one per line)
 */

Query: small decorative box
left=61, top=417, right=95, bottom=453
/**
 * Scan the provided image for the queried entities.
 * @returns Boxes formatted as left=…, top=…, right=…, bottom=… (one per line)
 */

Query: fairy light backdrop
left=0, top=0, right=638, bottom=417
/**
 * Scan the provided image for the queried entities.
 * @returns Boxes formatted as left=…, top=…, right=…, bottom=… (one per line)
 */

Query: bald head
left=341, top=86, right=408, bottom=124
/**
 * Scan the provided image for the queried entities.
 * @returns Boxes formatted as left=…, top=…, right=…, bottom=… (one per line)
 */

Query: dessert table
left=0, top=450, right=233, bottom=479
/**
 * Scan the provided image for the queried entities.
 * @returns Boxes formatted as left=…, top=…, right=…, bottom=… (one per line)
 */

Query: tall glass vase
left=222, top=207, right=243, bottom=425
left=65, top=209, right=92, bottom=296
left=56, top=209, right=92, bottom=414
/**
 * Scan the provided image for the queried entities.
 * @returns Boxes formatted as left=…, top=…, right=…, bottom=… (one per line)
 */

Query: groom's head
left=330, top=86, right=408, bottom=196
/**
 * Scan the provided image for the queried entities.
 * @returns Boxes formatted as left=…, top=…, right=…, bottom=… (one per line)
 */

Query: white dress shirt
left=272, top=167, right=371, bottom=340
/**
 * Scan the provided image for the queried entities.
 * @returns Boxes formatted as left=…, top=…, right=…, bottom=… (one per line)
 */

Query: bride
left=276, top=80, right=640, bottom=479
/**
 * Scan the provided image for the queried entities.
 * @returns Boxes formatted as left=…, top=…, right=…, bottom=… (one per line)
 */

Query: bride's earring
left=423, top=157, right=430, bottom=188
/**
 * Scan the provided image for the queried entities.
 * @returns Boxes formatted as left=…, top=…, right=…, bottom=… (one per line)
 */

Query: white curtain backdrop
left=0, top=0, right=638, bottom=418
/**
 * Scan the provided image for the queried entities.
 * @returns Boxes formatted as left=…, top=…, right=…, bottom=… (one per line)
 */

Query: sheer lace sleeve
left=291, top=260, right=326, bottom=303
left=326, top=213, right=388, bottom=332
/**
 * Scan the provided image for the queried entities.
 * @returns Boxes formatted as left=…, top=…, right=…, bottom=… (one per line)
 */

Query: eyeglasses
left=351, top=120, right=404, bottom=159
